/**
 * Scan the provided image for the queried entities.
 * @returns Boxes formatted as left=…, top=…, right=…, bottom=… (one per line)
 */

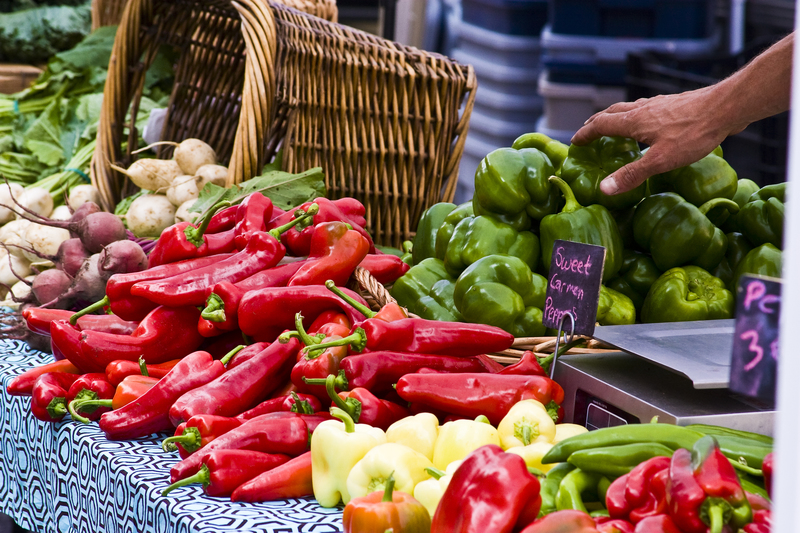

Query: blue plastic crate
left=550, top=0, right=714, bottom=39
left=462, top=0, right=548, bottom=36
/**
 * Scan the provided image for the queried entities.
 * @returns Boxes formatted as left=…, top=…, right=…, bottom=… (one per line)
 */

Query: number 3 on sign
left=741, top=329, right=763, bottom=372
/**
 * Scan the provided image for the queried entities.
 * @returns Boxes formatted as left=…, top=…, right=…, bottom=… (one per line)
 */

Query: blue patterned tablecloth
left=0, top=340, right=344, bottom=533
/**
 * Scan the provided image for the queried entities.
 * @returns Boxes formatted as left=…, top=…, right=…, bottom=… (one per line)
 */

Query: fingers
left=572, top=111, right=641, bottom=146
left=600, top=149, right=671, bottom=195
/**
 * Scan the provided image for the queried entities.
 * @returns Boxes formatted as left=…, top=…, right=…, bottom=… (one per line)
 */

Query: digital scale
left=552, top=320, right=775, bottom=435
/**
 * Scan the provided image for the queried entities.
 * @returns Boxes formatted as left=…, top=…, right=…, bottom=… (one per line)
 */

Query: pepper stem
left=278, top=330, right=325, bottom=345
left=475, top=415, right=491, bottom=424
left=200, top=293, right=226, bottom=323
left=69, top=296, right=110, bottom=325
left=549, top=176, right=582, bottom=213
left=67, top=391, right=99, bottom=424
left=698, top=198, right=740, bottom=217
left=382, top=473, right=396, bottom=502
left=70, top=398, right=113, bottom=420
left=139, top=356, right=149, bottom=377
left=303, top=369, right=349, bottom=391
left=268, top=204, right=320, bottom=239
left=324, top=280, right=376, bottom=318
left=425, top=467, right=446, bottom=480
left=48, top=398, right=67, bottom=419
left=323, top=374, right=361, bottom=422
left=708, top=504, right=724, bottom=533
left=184, top=201, right=231, bottom=248
left=161, top=427, right=201, bottom=453
left=304, top=328, right=367, bottom=355
left=293, top=312, right=322, bottom=347
left=290, top=392, right=315, bottom=414
left=330, top=406, right=356, bottom=433
left=220, top=345, right=245, bottom=366
left=162, top=464, right=210, bottom=496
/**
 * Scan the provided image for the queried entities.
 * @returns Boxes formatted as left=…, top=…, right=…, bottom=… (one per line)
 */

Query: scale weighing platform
left=553, top=320, right=775, bottom=435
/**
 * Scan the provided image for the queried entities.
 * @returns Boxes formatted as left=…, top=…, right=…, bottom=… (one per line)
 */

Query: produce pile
left=0, top=0, right=92, bottom=64
left=395, top=133, right=785, bottom=334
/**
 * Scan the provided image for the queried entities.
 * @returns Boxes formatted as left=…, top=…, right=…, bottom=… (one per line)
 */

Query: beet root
left=99, top=240, right=148, bottom=275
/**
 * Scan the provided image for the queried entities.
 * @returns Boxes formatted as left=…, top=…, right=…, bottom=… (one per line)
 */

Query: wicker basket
left=92, top=0, right=128, bottom=29
left=90, top=0, right=475, bottom=247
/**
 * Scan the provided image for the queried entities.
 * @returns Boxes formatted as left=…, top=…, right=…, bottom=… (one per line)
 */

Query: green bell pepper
left=612, top=207, right=637, bottom=250
left=737, top=185, right=785, bottom=249
left=649, top=147, right=738, bottom=206
left=711, top=233, right=753, bottom=289
left=512, top=132, right=569, bottom=172
left=540, top=177, right=624, bottom=282
left=633, top=193, right=738, bottom=272
left=641, top=266, right=734, bottom=323
left=390, top=258, right=462, bottom=322
left=719, top=179, right=760, bottom=230
left=597, top=285, right=636, bottom=326
left=606, top=250, right=662, bottom=310
left=434, top=202, right=474, bottom=260
left=412, top=202, right=456, bottom=264
left=559, top=136, right=645, bottom=210
left=732, top=243, right=783, bottom=291
left=453, top=254, right=547, bottom=337
left=443, top=215, right=540, bottom=277
left=472, top=147, right=559, bottom=231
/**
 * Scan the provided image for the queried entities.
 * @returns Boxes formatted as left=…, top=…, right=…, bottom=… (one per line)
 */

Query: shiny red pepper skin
left=106, top=253, right=234, bottom=321
left=169, top=338, right=300, bottom=425
left=6, top=359, right=81, bottom=396
left=762, top=452, right=773, bottom=499
left=235, top=393, right=322, bottom=421
left=743, top=509, right=771, bottom=533
left=632, top=515, right=682, bottom=533
left=206, top=205, right=239, bottom=233
left=131, top=232, right=287, bottom=307
left=433, top=444, right=542, bottom=533
left=50, top=320, right=86, bottom=370
left=287, top=222, right=370, bottom=287
left=519, top=511, right=599, bottom=533
left=65, top=373, right=115, bottom=421
left=396, top=373, right=565, bottom=426
left=105, top=359, right=181, bottom=386
left=498, top=350, right=546, bottom=376
left=358, top=254, right=410, bottom=285
left=234, top=193, right=273, bottom=250
left=226, top=342, right=271, bottom=369
left=148, top=222, right=235, bottom=267
left=332, top=197, right=368, bottom=227
left=165, top=414, right=244, bottom=459
left=607, top=457, right=670, bottom=524
left=22, top=308, right=139, bottom=337
left=169, top=414, right=309, bottom=483
left=238, top=286, right=368, bottom=340
left=75, top=306, right=204, bottom=372
left=333, top=386, right=410, bottom=430
left=30, top=372, right=80, bottom=422
left=307, top=311, right=351, bottom=333
left=171, top=450, right=291, bottom=497
left=231, top=451, right=313, bottom=502
left=98, top=350, right=228, bottom=440
left=594, top=517, right=635, bottom=533
left=291, top=322, right=352, bottom=399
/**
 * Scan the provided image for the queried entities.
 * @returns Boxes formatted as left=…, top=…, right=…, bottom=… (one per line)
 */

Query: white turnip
left=174, top=139, right=217, bottom=175
left=99, top=240, right=148, bottom=275
left=15, top=188, right=53, bottom=219
left=195, top=164, right=228, bottom=189
left=68, top=185, right=102, bottom=210
left=22, top=223, right=71, bottom=263
left=51, top=205, right=73, bottom=221
left=0, top=250, right=31, bottom=288
left=0, top=219, right=31, bottom=258
left=166, top=175, right=200, bottom=207
left=14, top=237, right=89, bottom=277
left=110, top=159, right=182, bottom=192
left=126, top=194, right=175, bottom=238
left=31, top=269, right=72, bottom=308
left=175, top=200, right=199, bottom=224
left=0, top=183, right=24, bottom=224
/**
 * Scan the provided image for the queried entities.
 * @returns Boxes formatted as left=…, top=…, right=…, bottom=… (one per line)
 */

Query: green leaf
left=115, top=190, right=148, bottom=217
left=22, top=98, right=64, bottom=166
left=0, top=3, right=92, bottom=64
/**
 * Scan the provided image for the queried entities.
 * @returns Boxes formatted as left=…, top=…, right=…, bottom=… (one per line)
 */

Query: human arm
left=571, top=32, right=794, bottom=195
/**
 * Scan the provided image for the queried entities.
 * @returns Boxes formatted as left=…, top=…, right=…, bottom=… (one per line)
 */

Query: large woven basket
left=92, top=0, right=128, bottom=29
left=90, top=0, right=475, bottom=247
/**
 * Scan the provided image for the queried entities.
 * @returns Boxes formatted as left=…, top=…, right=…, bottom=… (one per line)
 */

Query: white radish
left=68, top=185, right=102, bottom=210
left=0, top=219, right=32, bottom=257
left=0, top=183, right=24, bottom=224
left=50, top=205, right=73, bottom=221
left=174, top=139, right=217, bottom=175
left=0, top=250, right=31, bottom=287
left=15, top=188, right=53, bottom=219
left=126, top=194, right=176, bottom=238
left=1, top=276, right=34, bottom=309
left=175, top=200, right=200, bottom=224
left=22, top=223, right=71, bottom=263
left=195, top=164, right=228, bottom=189
left=166, top=175, right=200, bottom=207
left=110, top=159, right=182, bottom=192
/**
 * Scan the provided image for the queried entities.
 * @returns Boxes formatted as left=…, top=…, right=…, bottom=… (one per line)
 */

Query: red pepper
left=307, top=310, right=351, bottom=333
left=498, top=351, right=546, bottom=376
left=762, top=452, right=773, bottom=499
left=161, top=414, right=245, bottom=459
left=6, top=359, right=81, bottom=396
left=476, top=355, right=505, bottom=373
left=666, top=436, right=752, bottom=533
left=607, top=456, right=670, bottom=524
left=22, top=308, right=138, bottom=336
left=98, top=349, right=231, bottom=440
left=286, top=313, right=352, bottom=399
left=233, top=193, right=273, bottom=250
left=162, top=449, right=290, bottom=497
left=358, top=254, right=410, bottom=285
left=198, top=261, right=307, bottom=336
left=432, top=444, right=541, bottom=533
left=396, top=373, right=565, bottom=425
left=237, top=286, right=368, bottom=340
left=287, top=221, right=370, bottom=287
left=206, top=204, right=239, bottom=233
left=169, top=414, right=309, bottom=483
left=50, top=320, right=86, bottom=370
left=69, top=374, right=160, bottom=420
left=319, top=374, right=409, bottom=430
left=325, top=280, right=408, bottom=323
left=247, top=411, right=332, bottom=433
left=230, top=451, right=313, bottom=502
left=519, top=511, right=599, bottom=533
left=235, top=392, right=322, bottom=421
left=168, top=339, right=299, bottom=425
left=226, top=341, right=271, bottom=369
left=332, top=197, right=368, bottom=227
left=632, top=515, right=682, bottom=533
left=64, top=373, right=115, bottom=422
left=743, top=509, right=771, bottom=533
left=594, top=517, right=635, bottom=533
left=746, top=491, right=771, bottom=511
left=147, top=201, right=235, bottom=267
left=105, top=359, right=180, bottom=386
left=75, top=306, right=204, bottom=372
left=30, top=372, right=80, bottom=422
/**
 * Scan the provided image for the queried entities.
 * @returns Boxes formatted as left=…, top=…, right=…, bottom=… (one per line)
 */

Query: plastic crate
left=626, top=43, right=787, bottom=185
left=462, top=0, right=548, bottom=36
left=455, top=20, right=543, bottom=69
left=474, top=85, right=543, bottom=124
left=534, top=115, right=574, bottom=144
left=538, top=70, right=626, bottom=132
left=542, top=25, right=720, bottom=85
left=452, top=48, right=541, bottom=96
left=550, top=0, right=715, bottom=39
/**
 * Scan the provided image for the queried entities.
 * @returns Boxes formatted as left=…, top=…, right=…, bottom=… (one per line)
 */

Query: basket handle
left=440, top=64, right=477, bottom=203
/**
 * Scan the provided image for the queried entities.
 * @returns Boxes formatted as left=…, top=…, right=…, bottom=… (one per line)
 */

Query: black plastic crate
left=462, top=0, right=549, bottom=36
left=626, top=40, right=787, bottom=186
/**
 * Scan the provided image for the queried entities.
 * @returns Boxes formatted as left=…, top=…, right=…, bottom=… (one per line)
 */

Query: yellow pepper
left=412, top=460, right=463, bottom=517
left=386, top=413, right=439, bottom=462
left=507, top=441, right=555, bottom=473
left=346, top=443, right=434, bottom=501
left=311, top=407, right=387, bottom=507
left=431, top=415, right=500, bottom=469
left=554, top=423, right=588, bottom=443
left=497, top=399, right=556, bottom=450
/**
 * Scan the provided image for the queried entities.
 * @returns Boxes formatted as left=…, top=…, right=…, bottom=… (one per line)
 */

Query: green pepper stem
left=475, top=415, right=491, bottom=424
left=69, top=296, right=109, bottom=325
left=220, top=345, right=245, bottom=366
left=382, top=472, right=396, bottom=502
left=293, top=312, right=322, bottom=347
left=48, top=398, right=67, bottom=419
left=279, top=330, right=325, bottom=345
left=184, top=201, right=231, bottom=248
left=699, top=198, right=740, bottom=217
left=304, top=328, right=367, bottom=355
left=425, top=467, right=446, bottom=480
left=67, top=398, right=94, bottom=424
left=70, top=398, right=113, bottom=421
left=402, top=241, right=413, bottom=254
left=330, top=406, right=356, bottom=433
left=549, top=176, right=582, bottom=213
left=728, top=458, right=763, bottom=476
left=528, top=466, right=546, bottom=478
left=324, top=280, right=376, bottom=318
left=708, top=504, right=724, bottom=533
left=519, top=424, right=533, bottom=446
left=324, top=374, right=360, bottom=422
left=268, top=204, right=320, bottom=239
left=290, top=392, right=315, bottom=414
left=139, top=356, right=149, bottom=377
left=303, top=370, right=349, bottom=391
left=162, top=464, right=210, bottom=496
left=200, top=293, right=226, bottom=323
left=161, top=427, right=201, bottom=453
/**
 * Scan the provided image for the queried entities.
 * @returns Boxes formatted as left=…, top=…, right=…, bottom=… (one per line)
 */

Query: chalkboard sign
left=543, top=240, right=606, bottom=335
left=729, top=275, right=781, bottom=404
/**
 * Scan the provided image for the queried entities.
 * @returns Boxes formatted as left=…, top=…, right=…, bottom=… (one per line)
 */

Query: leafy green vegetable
left=0, top=3, right=92, bottom=64
left=115, top=190, right=148, bottom=218
left=190, top=167, right=327, bottom=215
